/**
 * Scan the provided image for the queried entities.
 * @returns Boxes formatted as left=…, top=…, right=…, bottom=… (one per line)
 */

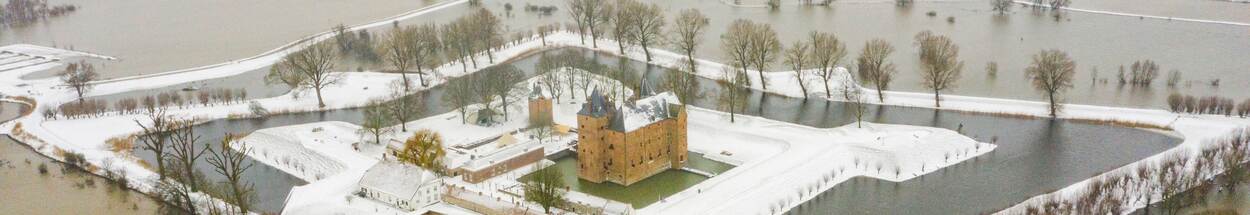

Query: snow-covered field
left=0, top=6, right=1247, bottom=213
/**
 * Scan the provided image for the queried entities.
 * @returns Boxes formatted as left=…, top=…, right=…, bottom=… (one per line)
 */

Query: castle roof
left=578, top=89, right=612, bottom=117
left=608, top=91, right=682, bottom=132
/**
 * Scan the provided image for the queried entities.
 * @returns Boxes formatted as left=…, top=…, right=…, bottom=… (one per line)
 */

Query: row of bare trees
left=1019, top=128, right=1250, bottom=215
left=440, top=64, right=524, bottom=125
left=1167, top=94, right=1250, bottom=117
left=46, top=88, right=250, bottom=119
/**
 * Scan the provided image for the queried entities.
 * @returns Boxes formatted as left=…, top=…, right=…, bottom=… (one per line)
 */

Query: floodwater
left=0, top=102, right=163, bottom=214
left=15, top=0, right=1245, bottom=109
left=128, top=47, right=1177, bottom=214
left=0, top=0, right=442, bottom=79
left=400, top=0, right=1250, bottom=109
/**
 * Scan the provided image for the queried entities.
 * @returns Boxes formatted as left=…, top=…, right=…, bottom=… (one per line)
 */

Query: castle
left=576, top=86, right=687, bottom=186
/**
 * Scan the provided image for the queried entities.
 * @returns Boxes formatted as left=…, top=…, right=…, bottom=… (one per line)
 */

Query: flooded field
left=0, top=102, right=163, bottom=214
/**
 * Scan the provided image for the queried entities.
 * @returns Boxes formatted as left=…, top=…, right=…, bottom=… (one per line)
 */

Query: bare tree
left=607, top=1, right=633, bottom=55
left=442, top=76, right=476, bottom=124
left=387, top=80, right=422, bottom=131
left=567, top=0, right=590, bottom=43
left=164, top=119, right=208, bottom=213
left=488, top=65, right=524, bottom=120
left=60, top=61, right=98, bottom=103
left=359, top=100, right=394, bottom=144
left=722, top=19, right=755, bottom=91
left=718, top=66, right=751, bottom=122
left=1025, top=50, right=1076, bottom=117
left=623, top=0, right=665, bottom=62
left=568, top=0, right=610, bottom=48
left=470, top=8, right=503, bottom=63
left=524, top=166, right=566, bottom=214
left=377, top=25, right=419, bottom=91
left=541, top=68, right=567, bottom=103
left=268, top=41, right=340, bottom=108
left=672, top=9, right=709, bottom=74
left=856, top=39, right=896, bottom=102
left=842, top=77, right=867, bottom=128
left=747, top=22, right=782, bottom=90
left=784, top=41, right=812, bottom=98
left=536, top=24, right=557, bottom=46
left=442, top=19, right=476, bottom=72
left=412, top=24, right=442, bottom=87
left=809, top=31, right=848, bottom=98
left=206, top=135, right=256, bottom=214
left=134, top=108, right=172, bottom=180
left=915, top=31, right=963, bottom=107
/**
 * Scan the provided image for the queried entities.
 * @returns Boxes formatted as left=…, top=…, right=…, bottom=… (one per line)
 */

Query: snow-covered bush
left=248, top=101, right=268, bottom=116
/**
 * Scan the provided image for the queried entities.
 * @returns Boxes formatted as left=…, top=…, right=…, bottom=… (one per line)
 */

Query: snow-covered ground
left=1, top=9, right=1246, bottom=213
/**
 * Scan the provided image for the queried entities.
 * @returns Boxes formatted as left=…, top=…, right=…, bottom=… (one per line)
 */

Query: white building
left=356, top=161, right=445, bottom=211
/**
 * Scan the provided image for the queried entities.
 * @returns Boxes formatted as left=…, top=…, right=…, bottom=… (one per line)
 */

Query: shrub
left=1238, top=99, right=1250, bottom=118
left=249, top=101, right=268, bottom=116
left=926, top=11, right=937, bottom=17
left=37, top=163, right=48, bottom=175
left=1167, top=93, right=1183, bottom=112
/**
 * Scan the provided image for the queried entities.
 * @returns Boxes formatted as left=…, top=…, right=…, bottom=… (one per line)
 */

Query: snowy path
left=1014, top=0, right=1250, bottom=27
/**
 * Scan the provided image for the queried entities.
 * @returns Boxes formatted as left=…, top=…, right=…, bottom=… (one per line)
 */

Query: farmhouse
left=356, top=161, right=444, bottom=211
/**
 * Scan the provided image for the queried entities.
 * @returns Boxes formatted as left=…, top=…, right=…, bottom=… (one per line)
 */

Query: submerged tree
left=915, top=31, right=963, bottom=107
left=60, top=61, right=98, bottom=103
left=856, top=39, right=896, bottom=103
left=206, top=135, right=256, bottom=214
left=671, top=9, right=709, bottom=74
left=524, top=166, right=566, bottom=214
left=991, top=0, right=1013, bottom=14
left=1025, top=50, right=1076, bottom=117
left=397, top=129, right=447, bottom=174
left=268, top=41, right=340, bottom=108
left=809, top=31, right=847, bottom=98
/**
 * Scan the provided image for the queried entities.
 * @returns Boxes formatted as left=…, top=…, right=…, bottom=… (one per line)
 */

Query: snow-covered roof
left=610, top=91, right=682, bottom=132
left=461, top=139, right=543, bottom=171
left=578, top=89, right=612, bottom=117
left=358, top=161, right=440, bottom=200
